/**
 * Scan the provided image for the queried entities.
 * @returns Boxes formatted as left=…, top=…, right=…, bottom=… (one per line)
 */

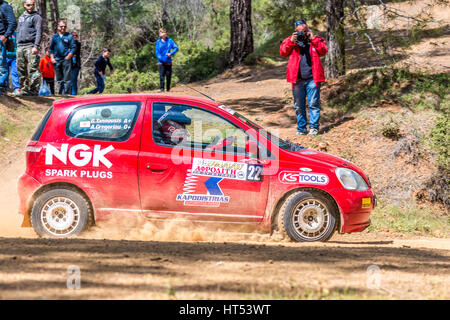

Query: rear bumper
left=17, top=173, right=41, bottom=225
left=329, top=188, right=376, bottom=234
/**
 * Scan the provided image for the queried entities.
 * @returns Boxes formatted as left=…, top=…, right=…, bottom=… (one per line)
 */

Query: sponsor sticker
left=278, top=171, right=329, bottom=185
left=45, top=143, right=114, bottom=168
left=217, top=104, right=236, bottom=115
left=176, top=194, right=230, bottom=207
left=192, top=158, right=262, bottom=182
left=177, top=158, right=264, bottom=207
left=80, top=121, right=91, bottom=128
left=362, top=197, right=371, bottom=209
left=177, top=175, right=230, bottom=207
left=44, top=169, right=113, bottom=179
left=44, top=143, right=114, bottom=180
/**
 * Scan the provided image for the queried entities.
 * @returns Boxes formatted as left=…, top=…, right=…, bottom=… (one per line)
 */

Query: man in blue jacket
left=49, top=20, right=76, bottom=95
left=0, top=0, right=17, bottom=94
left=155, top=28, right=178, bottom=92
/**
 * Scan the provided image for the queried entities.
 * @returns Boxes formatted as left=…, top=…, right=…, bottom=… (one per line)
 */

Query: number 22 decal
left=247, top=165, right=263, bottom=182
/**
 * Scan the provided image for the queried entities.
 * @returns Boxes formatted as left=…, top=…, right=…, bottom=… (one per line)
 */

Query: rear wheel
left=31, top=188, right=90, bottom=237
left=278, top=191, right=337, bottom=242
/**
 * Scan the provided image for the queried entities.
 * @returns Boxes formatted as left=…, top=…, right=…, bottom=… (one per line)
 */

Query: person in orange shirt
left=39, top=47, right=54, bottom=94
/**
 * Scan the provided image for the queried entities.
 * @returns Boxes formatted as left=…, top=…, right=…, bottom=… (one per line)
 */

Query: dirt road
left=1, top=158, right=449, bottom=299
left=1, top=34, right=449, bottom=298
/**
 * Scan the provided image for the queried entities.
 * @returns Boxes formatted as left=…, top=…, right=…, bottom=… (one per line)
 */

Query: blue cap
left=295, top=20, right=307, bottom=26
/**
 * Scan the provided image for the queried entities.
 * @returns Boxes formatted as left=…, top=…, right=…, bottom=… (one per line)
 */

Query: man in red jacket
left=280, top=20, right=328, bottom=135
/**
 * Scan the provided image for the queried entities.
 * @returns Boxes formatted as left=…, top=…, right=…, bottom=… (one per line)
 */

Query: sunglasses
left=25, top=4, right=34, bottom=7
left=295, top=20, right=307, bottom=26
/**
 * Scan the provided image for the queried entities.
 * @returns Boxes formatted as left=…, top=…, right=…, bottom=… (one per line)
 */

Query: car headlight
left=335, top=167, right=369, bottom=191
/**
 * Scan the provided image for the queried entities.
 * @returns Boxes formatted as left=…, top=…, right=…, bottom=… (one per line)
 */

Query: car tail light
left=25, top=143, right=43, bottom=168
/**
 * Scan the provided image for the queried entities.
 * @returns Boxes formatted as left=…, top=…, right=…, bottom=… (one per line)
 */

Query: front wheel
left=278, top=191, right=338, bottom=242
left=31, top=188, right=91, bottom=237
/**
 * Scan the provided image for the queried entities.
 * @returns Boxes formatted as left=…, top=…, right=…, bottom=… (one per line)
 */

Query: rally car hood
left=284, top=148, right=370, bottom=183
left=294, top=149, right=351, bottom=167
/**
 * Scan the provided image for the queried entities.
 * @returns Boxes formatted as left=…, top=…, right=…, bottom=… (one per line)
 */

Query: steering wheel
left=206, top=136, right=235, bottom=151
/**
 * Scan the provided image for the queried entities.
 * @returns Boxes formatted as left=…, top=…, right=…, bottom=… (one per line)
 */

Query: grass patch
left=369, top=201, right=450, bottom=237
left=381, top=116, right=401, bottom=140
left=325, top=68, right=449, bottom=114
left=428, top=110, right=450, bottom=173
left=245, top=286, right=385, bottom=300
left=0, top=99, right=54, bottom=166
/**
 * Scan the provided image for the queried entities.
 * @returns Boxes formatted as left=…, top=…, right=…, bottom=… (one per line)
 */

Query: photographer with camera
left=280, top=20, right=327, bottom=135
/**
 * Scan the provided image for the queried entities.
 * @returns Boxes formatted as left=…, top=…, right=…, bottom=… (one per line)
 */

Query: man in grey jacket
left=16, top=0, right=41, bottom=96
left=0, top=0, right=17, bottom=94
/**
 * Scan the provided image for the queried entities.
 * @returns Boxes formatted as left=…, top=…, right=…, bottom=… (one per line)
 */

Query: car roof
left=52, top=94, right=220, bottom=109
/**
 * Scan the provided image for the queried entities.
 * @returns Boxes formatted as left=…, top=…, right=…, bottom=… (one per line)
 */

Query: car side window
left=66, top=102, right=141, bottom=141
left=152, top=103, right=249, bottom=155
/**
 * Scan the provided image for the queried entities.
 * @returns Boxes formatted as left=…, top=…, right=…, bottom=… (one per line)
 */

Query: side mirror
left=246, top=140, right=259, bottom=157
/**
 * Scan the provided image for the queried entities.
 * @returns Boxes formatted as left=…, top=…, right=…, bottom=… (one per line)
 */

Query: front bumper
left=329, top=188, right=377, bottom=233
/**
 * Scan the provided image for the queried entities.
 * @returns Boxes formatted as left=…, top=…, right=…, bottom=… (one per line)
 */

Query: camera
left=296, top=31, right=305, bottom=43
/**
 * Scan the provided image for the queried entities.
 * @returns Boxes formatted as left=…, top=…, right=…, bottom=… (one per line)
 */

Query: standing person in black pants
left=49, top=20, right=76, bottom=95
left=87, top=47, right=113, bottom=94
left=70, top=31, right=81, bottom=95
left=155, top=28, right=178, bottom=92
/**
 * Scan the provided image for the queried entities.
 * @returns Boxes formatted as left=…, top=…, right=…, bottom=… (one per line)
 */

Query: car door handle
left=146, top=163, right=169, bottom=172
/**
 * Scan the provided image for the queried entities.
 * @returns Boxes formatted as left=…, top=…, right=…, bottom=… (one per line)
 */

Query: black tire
left=31, top=188, right=90, bottom=237
left=278, top=191, right=337, bottom=242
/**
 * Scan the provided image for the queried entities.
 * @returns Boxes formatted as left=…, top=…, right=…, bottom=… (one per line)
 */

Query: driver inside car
left=154, top=107, right=191, bottom=145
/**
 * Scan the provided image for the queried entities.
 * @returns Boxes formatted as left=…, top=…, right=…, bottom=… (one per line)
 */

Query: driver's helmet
left=157, top=107, right=191, bottom=144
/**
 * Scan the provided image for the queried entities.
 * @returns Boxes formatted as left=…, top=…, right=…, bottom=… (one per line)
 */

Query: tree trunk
left=48, top=0, right=59, bottom=33
left=229, top=0, right=253, bottom=67
left=325, top=0, right=345, bottom=78
left=161, top=0, right=169, bottom=27
left=36, top=0, right=49, bottom=53
left=118, top=0, right=126, bottom=26
left=105, top=0, right=113, bottom=41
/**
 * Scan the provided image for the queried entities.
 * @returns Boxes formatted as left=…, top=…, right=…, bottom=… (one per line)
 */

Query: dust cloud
left=84, top=213, right=277, bottom=243
left=0, top=159, right=35, bottom=238
left=0, top=158, right=275, bottom=242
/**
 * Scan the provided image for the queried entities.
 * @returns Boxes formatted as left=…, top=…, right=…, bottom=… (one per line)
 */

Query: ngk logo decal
left=278, top=171, right=329, bottom=185
left=44, top=143, right=114, bottom=180
left=45, top=143, right=114, bottom=168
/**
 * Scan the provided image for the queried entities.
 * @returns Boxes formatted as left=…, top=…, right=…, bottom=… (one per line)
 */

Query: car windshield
left=218, top=105, right=306, bottom=151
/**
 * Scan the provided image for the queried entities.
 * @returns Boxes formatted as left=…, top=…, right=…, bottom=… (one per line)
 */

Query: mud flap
left=21, top=213, right=32, bottom=227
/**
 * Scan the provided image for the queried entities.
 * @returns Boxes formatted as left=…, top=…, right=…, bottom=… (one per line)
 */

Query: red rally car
left=17, top=94, right=376, bottom=242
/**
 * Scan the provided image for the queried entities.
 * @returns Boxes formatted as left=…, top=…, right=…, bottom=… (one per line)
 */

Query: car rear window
left=31, top=106, right=53, bottom=141
left=66, top=102, right=141, bottom=141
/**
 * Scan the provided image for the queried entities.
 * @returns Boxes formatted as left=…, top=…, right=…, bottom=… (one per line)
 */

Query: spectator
left=16, top=0, right=42, bottom=96
left=49, top=20, right=76, bottom=95
left=71, top=31, right=81, bottom=95
left=280, top=20, right=327, bottom=135
left=39, top=48, right=55, bottom=94
left=6, top=31, right=20, bottom=95
left=155, top=28, right=178, bottom=92
left=87, top=47, right=113, bottom=94
left=0, top=0, right=17, bottom=95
